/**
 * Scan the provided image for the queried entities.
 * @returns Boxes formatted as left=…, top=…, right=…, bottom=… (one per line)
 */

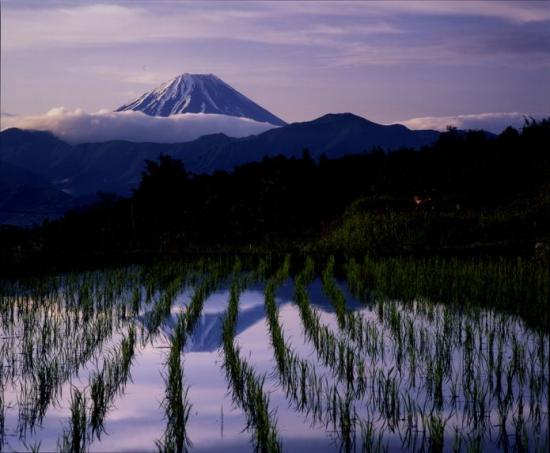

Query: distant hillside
left=0, top=159, right=74, bottom=225
left=189, top=113, right=439, bottom=171
left=0, top=113, right=440, bottom=224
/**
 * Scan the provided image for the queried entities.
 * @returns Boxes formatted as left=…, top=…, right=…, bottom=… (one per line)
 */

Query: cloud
left=3, top=1, right=547, bottom=52
left=364, top=1, right=550, bottom=24
left=2, top=1, right=547, bottom=79
left=0, top=3, right=395, bottom=51
left=0, top=108, right=278, bottom=144
left=401, top=112, right=548, bottom=134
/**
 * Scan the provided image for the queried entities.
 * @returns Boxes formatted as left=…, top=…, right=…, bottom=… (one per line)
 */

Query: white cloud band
left=0, top=108, right=278, bottom=144
left=401, top=112, right=547, bottom=134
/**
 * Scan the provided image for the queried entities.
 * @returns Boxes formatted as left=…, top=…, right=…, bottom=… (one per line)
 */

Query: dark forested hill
left=0, top=113, right=439, bottom=224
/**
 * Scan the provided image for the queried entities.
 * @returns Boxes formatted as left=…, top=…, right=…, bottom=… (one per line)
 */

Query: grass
left=58, top=388, right=87, bottom=453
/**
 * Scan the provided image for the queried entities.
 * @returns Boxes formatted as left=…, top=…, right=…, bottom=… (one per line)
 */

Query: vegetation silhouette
left=0, top=118, right=548, bottom=274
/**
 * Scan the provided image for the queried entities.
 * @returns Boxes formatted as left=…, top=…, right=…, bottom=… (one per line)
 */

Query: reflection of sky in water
left=2, top=278, right=548, bottom=452
left=2, top=281, right=343, bottom=452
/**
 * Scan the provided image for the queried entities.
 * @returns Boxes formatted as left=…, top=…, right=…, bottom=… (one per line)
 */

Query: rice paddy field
left=0, top=256, right=548, bottom=452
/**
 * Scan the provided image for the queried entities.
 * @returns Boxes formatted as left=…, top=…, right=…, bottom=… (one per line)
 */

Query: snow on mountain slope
left=115, top=73, right=286, bottom=126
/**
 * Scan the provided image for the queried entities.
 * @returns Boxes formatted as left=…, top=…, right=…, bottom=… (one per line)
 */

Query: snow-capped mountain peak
left=115, top=73, right=286, bottom=126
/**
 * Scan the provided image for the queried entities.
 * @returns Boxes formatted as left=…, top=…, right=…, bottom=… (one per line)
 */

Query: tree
left=134, top=154, right=189, bottom=225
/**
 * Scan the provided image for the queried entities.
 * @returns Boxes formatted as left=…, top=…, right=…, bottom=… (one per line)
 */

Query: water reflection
left=0, top=267, right=547, bottom=452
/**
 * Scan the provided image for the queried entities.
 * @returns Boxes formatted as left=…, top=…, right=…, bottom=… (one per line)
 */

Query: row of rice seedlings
left=264, top=259, right=291, bottom=380
left=294, top=258, right=368, bottom=396
left=145, top=274, right=187, bottom=335
left=156, top=320, right=192, bottom=453
left=221, top=274, right=282, bottom=452
left=146, top=259, right=227, bottom=341
left=322, top=257, right=382, bottom=351
left=263, top=259, right=328, bottom=423
left=89, top=326, right=136, bottom=440
left=156, top=262, right=228, bottom=453
left=265, top=258, right=388, bottom=451
left=358, top=419, right=386, bottom=453
left=177, top=262, right=225, bottom=345
left=321, top=256, right=348, bottom=330
left=280, top=292, right=390, bottom=449
left=294, top=259, right=379, bottom=449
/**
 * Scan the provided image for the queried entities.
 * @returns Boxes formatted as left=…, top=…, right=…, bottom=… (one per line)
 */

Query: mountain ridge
left=1, top=112, right=443, bottom=224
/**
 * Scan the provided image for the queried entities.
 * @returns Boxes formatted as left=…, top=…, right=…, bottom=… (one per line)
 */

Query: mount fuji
left=115, top=73, right=286, bottom=126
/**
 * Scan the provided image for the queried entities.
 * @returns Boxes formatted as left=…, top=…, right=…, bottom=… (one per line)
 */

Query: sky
left=1, top=0, right=549, bottom=131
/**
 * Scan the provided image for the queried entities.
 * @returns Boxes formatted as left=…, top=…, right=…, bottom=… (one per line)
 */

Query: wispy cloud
left=363, top=1, right=550, bottom=24
left=1, top=108, right=277, bottom=144
left=0, top=3, right=395, bottom=51
left=3, top=1, right=546, bottom=69
left=401, top=112, right=547, bottom=134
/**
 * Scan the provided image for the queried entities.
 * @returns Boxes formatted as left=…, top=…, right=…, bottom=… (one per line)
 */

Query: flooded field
left=0, top=257, right=548, bottom=452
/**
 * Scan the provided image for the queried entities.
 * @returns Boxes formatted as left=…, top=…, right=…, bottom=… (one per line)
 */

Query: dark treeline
left=1, top=119, right=549, bottom=273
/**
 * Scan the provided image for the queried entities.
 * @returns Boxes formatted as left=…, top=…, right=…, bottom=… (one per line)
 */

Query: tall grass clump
left=58, top=388, right=88, bottom=453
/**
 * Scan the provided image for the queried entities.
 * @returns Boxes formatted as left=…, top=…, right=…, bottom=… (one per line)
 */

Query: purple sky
left=1, top=0, right=549, bottom=130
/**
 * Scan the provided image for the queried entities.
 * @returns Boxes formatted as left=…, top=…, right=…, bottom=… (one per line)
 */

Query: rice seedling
left=58, top=387, right=87, bottom=453
left=89, top=326, right=136, bottom=440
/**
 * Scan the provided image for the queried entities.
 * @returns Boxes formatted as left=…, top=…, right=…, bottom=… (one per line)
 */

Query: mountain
left=1, top=113, right=438, bottom=190
left=0, top=128, right=73, bottom=178
left=188, top=113, right=440, bottom=172
left=0, top=113, right=442, bottom=224
left=115, top=73, right=287, bottom=126
left=0, top=159, right=75, bottom=225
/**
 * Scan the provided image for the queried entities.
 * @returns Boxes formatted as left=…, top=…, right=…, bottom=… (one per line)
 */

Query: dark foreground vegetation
left=0, top=119, right=549, bottom=275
